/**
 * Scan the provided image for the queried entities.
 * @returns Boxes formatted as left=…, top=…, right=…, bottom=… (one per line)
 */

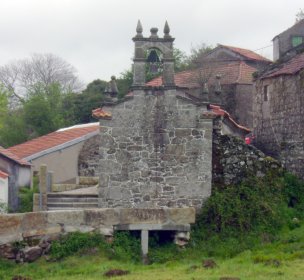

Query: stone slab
left=47, top=210, right=85, bottom=226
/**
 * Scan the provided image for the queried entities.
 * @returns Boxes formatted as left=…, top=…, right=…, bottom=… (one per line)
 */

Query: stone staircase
left=47, top=193, right=98, bottom=210
left=47, top=176, right=99, bottom=210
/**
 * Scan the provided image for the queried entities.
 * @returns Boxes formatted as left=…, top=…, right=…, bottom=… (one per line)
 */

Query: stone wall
left=212, top=129, right=281, bottom=186
left=253, top=71, right=304, bottom=179
left=0, top=208, right=195, bottom=257
left=78, top=135, right=100, bottom=177
left=98, top=89, right=213, bottom=209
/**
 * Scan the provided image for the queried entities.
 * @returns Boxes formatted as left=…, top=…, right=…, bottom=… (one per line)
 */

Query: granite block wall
left=98, top=89, right=213, bottom=208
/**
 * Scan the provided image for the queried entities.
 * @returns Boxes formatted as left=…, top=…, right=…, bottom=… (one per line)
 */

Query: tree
left=187, top=43, right=214, bottom=68
left=296, top=9, right=304, bottom=22
left=0, top=53, right=83, bottom=103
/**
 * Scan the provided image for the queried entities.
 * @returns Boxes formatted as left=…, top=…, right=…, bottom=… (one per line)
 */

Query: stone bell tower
left=94, top=21, right=212, bottom=209
left=132, top=20, right=175, bottom=87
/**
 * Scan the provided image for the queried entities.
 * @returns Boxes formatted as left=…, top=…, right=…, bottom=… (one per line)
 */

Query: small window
left=263, top=85, right=268, bottom=101
left=292, top=36, right=303, bottom=47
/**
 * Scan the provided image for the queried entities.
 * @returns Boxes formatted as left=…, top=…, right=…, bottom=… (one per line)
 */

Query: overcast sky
left=0, top=0, right=303, bottom=85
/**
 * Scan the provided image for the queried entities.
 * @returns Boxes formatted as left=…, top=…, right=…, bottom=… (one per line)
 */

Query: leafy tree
left=187, top=43, right=214, bottom=68
left=0, top=53, right=83, bottom=104
left=296, top=8, right=304, bottom=22
left=173, top=48, right=190, bottom=72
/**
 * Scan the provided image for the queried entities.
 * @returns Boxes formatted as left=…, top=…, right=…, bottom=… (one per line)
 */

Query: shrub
left=50, top=232, right=107, bottom=259
left=110, top=231, right=141, bottom=262
left=191, top=172, right=304, bottom=257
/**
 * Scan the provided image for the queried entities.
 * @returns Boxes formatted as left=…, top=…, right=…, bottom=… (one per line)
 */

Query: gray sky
left=0, top=0, right=303, bottom=85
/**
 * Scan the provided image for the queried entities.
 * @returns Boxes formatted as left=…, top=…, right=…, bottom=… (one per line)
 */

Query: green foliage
left=50, top=232, right=107, bottom=260
left=117, top=70, right=133, bottom=98
left=18, top=185, right=39, bottom=213
left=110, top=231, right=141, bottom=262
left=191, top=172, right=304, bottom=257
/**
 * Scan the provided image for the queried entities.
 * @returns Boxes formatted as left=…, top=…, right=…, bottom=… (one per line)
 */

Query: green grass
left=1, top=225, right=304, bottom=280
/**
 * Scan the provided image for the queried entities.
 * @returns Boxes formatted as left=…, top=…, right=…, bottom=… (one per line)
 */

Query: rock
left=203, top=259, right=217, bottom=268
left=21, top=246, right=42, bottom=262
left=104, top=269, right=129, bottom=277
left=0, top=244, right=15, bottom=259
left=11, top=276, right=32, bottom=280
left=219, top=277, right=240, bottom=280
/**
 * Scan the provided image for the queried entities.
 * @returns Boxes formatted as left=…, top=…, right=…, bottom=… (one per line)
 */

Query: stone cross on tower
left=132, top=20, right=175, bottom=87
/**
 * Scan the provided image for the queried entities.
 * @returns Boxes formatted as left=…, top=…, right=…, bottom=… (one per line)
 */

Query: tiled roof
left=219, top=44, right=271, bottom=62
left=0, top=170, right=9, bottom=179
left=261, top=52, right=304, bottom=79
left=0, top=146, right=30, bottom=166
left=92, top=108, right=112, bottom=119
left=209, top=105, right=251, bottom=134
left=8, top=123, right=99, bottom=160
left=146, top=61, right=256, bottom=88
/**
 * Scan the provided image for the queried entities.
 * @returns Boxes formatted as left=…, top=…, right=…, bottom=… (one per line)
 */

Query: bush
left=18, top=186, right=38, bottom=213
left=110, top=231, right=141, bottom=262
left=191, top=172, right=304, bottom=257
left=18, top=176, right=39, bottom=213
left=50, top=232, right=107, bottom=259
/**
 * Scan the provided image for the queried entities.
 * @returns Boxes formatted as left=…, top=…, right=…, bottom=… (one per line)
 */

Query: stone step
left=78, top=176, right=99, bottom=185
left=47, top=197, right=98, bottom=203
left=51, top=184, right=97, bottom=192
left=47, top=193, right=98, bottom=198
left=47, top=202, right=98, bottom=208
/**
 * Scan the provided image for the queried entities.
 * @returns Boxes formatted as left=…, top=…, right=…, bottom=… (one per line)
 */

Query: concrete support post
left=47, top=171, right=53, bottom=193
left=39, top=165, right=48, bottom=211
left=141, top=230, right=149, bottom=264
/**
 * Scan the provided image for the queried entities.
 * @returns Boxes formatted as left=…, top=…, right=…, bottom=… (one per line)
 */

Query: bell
left=149, top=63, right=159, bottom=74
left=147, top=49, right=160, bottom=63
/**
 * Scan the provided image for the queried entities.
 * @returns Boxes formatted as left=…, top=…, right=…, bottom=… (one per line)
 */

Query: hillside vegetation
left=1, top=172, right=304, bottom=279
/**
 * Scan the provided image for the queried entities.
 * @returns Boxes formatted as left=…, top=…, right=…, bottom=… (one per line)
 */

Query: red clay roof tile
left=262, top=52, right=304, bottom=79
left=146, top=61, right=256, bottom=88
left=92, top=108, right=112, bottom=119
left=0, top=146, right=30, bottom=166
left=0, top=170, right=9, bottom=179
left=219, top=44, right=271, bottom=62
left=209, top=104, right=251, bottom=134
left=8, top=124, right=99, bottom=159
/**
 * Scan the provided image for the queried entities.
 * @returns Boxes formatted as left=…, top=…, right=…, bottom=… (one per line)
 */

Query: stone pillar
left=38, top=165, right=48, bottom=211
left=141, top=230, right=149, bottom=264
left=162, top=59, right=175, bottom=86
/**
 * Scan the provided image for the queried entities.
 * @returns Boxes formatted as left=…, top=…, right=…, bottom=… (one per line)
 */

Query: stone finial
left=202, top=82, right=209, bottom=94
left=215, top=74, right=222, bottom=94
left=164, top=21, right=171, bottom=38
left=150, top=27, right=159, bottom=39
left=104, top=75, right=119, bottom=97
left=136, top=20, right=143, bottom=38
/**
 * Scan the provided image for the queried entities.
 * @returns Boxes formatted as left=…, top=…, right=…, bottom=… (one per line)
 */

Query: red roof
left=261, top=52, right=304, bottom=79
left=92, top=108, right=112, bottom=119
left=147, top=61, right=256, bottom=88
left=0, top=170, right=9, bottom=179
left=209, top=104, right=251, bottom=134
left=219, top=44, right=271, bottom=62
left=8, top=123, right=99, bottom=159
left=0, top=146, right=30, bottom=166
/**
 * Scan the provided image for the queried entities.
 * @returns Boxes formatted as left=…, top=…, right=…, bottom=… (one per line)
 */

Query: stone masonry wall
left=253, top=71, right=304, bottom=179
left=98, top=89, right=213, bottom=208
left=212, top=129, right=281, bottom=186
left=0, top=208, right=195, bottom=260
left=78, top=135, right=100, bottom=177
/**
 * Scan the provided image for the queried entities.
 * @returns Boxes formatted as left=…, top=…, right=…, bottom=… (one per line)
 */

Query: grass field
left=1, top=225, right=304, bottom=280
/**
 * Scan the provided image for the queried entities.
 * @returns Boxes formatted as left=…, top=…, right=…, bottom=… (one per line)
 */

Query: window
left=263, top=85, right=269, bottom=101
left=292, top=36, right=303, bottom=47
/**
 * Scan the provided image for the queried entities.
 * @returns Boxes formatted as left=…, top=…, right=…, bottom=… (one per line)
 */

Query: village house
left=253, top=20, right=304, bottom=179
left=148, top=44, right=271, bottom=128
left=0, top=146, right=31, bottom=211
left=7, top=123, right=99, bottom=184
left=273, top=19, right=304, bottom=61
